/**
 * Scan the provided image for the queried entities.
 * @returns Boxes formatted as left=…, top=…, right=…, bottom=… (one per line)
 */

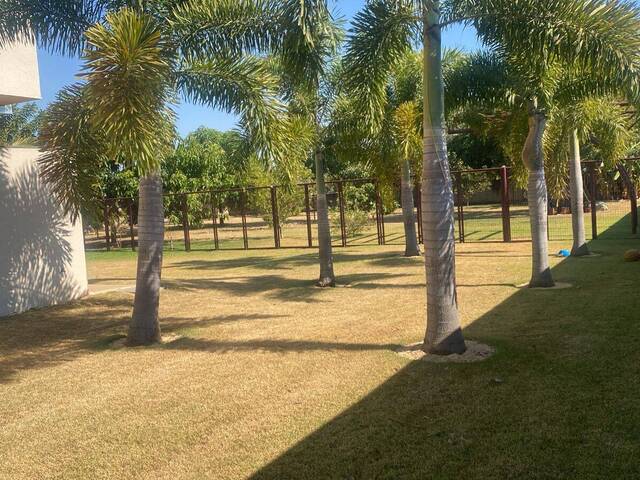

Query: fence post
left=617, top=163, right=638, bottom=235
left=270, top=186, right=281, bottom=248
left=128, top=199, right=135, bottom=251
left=415, top=182, right=423, bottom=244
left=455, top=173, right=465, bottom=243
left=211, top=193, right=219, bottom=250
left=181, top=194, right=191, bottom=252
left=337, top=181, right=347, bottom=247
left=500, top=166, right=511, bottom=242
left=589, top=163, right=598, bottom=239
left=241, top=190, right=249, bottom=250
left=304, top=184, right=313, bottom=247
left=374, top=183, right=382, bottom=245
left=375, top=181, right=386, bottom=245
left=104, top=200, right=111, bottom=252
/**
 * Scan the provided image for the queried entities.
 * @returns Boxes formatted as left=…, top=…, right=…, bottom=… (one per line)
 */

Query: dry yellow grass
left=1, top=240, right=639, bottom=479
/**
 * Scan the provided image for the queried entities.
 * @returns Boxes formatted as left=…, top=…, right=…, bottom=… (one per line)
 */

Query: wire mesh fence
left=85, top=160, right=639, bottom=252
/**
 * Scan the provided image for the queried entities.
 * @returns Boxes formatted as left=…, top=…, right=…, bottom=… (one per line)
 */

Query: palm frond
left=82, top=7, right=176, bottom=174
left=343, top=0, right=418, bottom=132
left=176, top=54, right=288, bottom=167
left=274, top=0, right=342, bottom=92
left=0, top=0, right=106, bottom=55
left=453, top=0, right=640, bottom=100
left=38, top=83, right=107, bottom=220
left=168, top=0, right=280, bottom=58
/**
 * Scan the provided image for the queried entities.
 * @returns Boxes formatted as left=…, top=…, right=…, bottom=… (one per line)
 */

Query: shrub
left=330, top=208, right=370, bottom=237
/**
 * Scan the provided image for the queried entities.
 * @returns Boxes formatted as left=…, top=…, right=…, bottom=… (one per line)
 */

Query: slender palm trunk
left=522, top=105, right=554, bottom=287
left=315, top=148, right=335, bottom=287
left=401, top=159, right=421, bottom=257
left=569, top=129, right=589, bottom=256
left=127, top=172, right=163, bottom=346
left=421, top=5, right=465, bottom=355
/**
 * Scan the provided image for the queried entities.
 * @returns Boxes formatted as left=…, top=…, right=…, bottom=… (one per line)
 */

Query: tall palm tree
left=344, top=0, right=640, bottom=353
left=331, top=50, right=423, bottom=257
left=545, top=98, right=635, bottom=256
left=6, top=0, right=315, bottom=345
left=84, top=9, right=176, bottom=345
left=456, top=0, right=640, bottom=285
left=446, top=54, right=640, bottom=263
left=274, top=2, right=342, bottom=287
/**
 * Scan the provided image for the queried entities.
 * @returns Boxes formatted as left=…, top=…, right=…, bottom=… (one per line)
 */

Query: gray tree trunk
left=401, top=159, right=421, bottom=257
left=569, top=129, right=589, bottom=256
left=315, top=148, right=335, bottom=287
left=127, top=173, right=163, bottom=346
left=522, top=106, right=555, bottom=288
left=421, top=4, right=465, bottom=355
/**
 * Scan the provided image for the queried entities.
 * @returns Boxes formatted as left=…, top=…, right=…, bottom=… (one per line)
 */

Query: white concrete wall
left=0, top=37, right=41, bottom=105
left=0, top=147, right=88, bottom=317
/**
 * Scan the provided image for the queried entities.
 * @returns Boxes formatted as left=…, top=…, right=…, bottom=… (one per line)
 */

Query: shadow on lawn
left=0, top=295, right=287, bottom=384
left=166, top=250, right=415, bottom=272
left=162, top=271, right=414, bottom=303
left=248, top=238, right=640, bottom=479
left=163, top=337, right=402, bottom=354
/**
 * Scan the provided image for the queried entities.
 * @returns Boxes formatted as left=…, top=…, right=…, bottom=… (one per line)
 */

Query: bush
left=330, top=208, right=370, bottom=237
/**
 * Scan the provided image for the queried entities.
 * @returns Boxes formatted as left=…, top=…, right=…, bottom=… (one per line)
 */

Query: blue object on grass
left=558, top=249, right=570, bottom=257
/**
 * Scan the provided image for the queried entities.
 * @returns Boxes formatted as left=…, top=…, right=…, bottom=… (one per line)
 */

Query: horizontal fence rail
left=85, top=160, right=640, bottom=252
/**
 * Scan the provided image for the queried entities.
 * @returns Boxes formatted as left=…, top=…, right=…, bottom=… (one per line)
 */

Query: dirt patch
left=397, top=341, right=495, bottom=363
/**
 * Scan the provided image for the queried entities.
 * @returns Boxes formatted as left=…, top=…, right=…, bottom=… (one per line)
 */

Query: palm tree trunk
left=522, top=105, right=554, bottom=287
left=315, top=148, right=335, bottom=287
left=421, top=4, right=465, bottom=355
left=569, top=129, right=589, bottom=256
left=401, top=159, right=421, bottom=257
left=127, top=172, right=163, bottom=346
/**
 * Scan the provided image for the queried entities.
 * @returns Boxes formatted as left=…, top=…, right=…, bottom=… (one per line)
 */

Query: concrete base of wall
left=0, top=147, right=88, bottom=317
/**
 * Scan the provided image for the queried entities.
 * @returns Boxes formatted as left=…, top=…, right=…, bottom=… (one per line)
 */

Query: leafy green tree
left=0, top=102, right=41, bottom=145
left=163, top=128, right=240, bottom=227
left=243, top=156, right=310, bottom=234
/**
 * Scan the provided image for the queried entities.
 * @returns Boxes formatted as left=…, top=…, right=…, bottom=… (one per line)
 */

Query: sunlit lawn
left=86, top=201, right=635, bottom=253
left=1, top=232, right=640, bottom=478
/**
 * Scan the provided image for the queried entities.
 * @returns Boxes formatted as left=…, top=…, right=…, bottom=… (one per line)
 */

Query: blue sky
left=34, top=1, right=479, bottom=137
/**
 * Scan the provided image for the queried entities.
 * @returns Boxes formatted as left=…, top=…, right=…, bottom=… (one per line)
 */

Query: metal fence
left=84, top=160, right=639, bottom=252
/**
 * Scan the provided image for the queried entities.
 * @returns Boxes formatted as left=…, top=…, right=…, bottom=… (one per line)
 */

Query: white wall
left=0, top=147, right=88, bottom=316
left=0, top=37, right=41, bottom=105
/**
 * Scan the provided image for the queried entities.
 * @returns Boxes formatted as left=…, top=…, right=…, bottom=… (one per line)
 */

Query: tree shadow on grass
left=0, top=294, right=288, bottom=384
left=161, top=272, right=413, bottom=303
left=162, top=337, right=402, bottom=355
left=247, top=236, right=640, bottom=479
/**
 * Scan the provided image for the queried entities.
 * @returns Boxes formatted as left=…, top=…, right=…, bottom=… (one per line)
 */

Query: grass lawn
left=2, top=235, right=640, bottom=478
left=89, top=200, right=636, bottom=253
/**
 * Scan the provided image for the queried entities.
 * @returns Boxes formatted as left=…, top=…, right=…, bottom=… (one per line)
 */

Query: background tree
left=0, top=103, right=42, bottom=145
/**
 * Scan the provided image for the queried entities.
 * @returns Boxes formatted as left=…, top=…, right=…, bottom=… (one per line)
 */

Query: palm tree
left=331, top=51, right=423, bottom=257
left=345, top=0, right=466, bottom=354
left=273, top=3, right=342, bottom=287
left=545, top=98, right=635, bottom=256
left=395, top=101, right=422, bottom=257
left=457, top=0, right=640, bottom=285
left=344, top=0, right=640, bottom=353
left=446, top=54, right=640, bottom=264
left=6, top=0, right=316, bottom=345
